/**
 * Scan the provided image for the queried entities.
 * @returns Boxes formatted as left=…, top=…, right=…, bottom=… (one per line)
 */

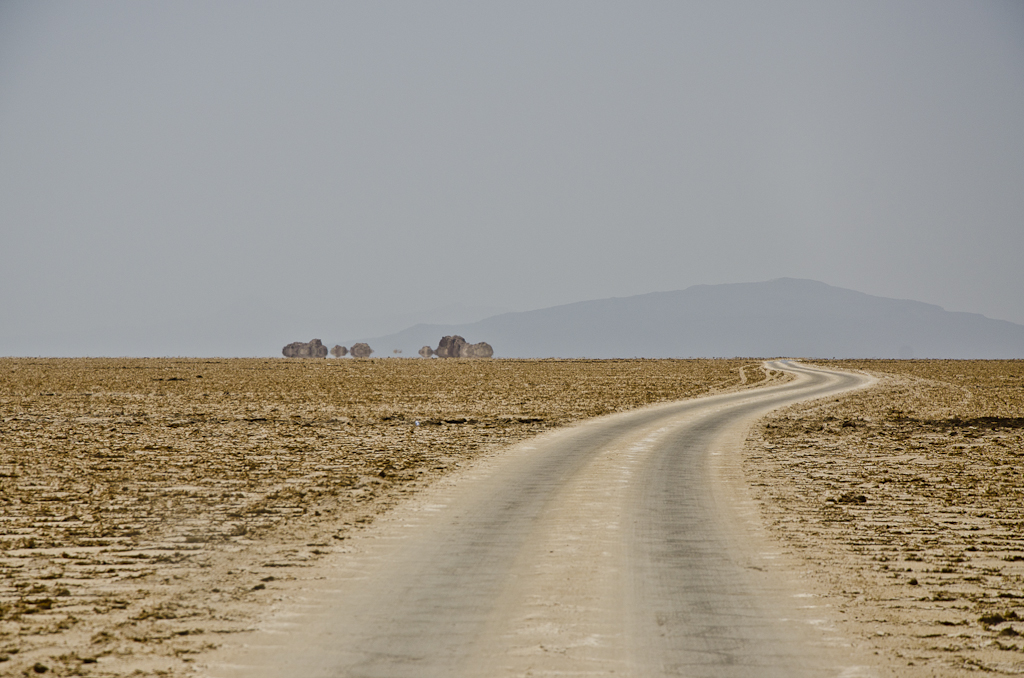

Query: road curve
left=202, top=361, right=878, bottom=678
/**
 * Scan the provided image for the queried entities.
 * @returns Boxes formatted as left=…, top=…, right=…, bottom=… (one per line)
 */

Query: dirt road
left=200, top=362, right=878, bottom=677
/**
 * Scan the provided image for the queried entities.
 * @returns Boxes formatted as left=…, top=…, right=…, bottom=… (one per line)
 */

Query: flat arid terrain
left=4, top=358, right=1022, bottom=676
left=0, top=357, right=766, bottom=677
left=746, top=360, right=1024, bottom=676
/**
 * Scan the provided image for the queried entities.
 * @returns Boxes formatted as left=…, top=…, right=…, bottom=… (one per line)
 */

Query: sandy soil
left=744, top=360, right=1024, bottom=676
left=11, top=357, right=1020, bottom=677
left=0, top=357, right=765, bottom=677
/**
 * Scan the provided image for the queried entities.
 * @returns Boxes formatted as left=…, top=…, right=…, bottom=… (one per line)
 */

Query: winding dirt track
left=201, top=362, right=879, bottom=678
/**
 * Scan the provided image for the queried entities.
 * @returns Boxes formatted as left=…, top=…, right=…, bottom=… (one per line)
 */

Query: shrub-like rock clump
left=433, top=335, right=493, bottom=358
left=282, top=339, right=328, bottom=358
left=349, top=342, right=374, bottom=358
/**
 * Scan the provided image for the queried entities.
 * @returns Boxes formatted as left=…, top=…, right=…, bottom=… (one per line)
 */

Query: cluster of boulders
left=282, top=339, right=328, bottom=358
left=282, top=340, right=373, bottom=359
left=283, top=336, right=492, bottom=359
left=419, top=335, right=493, bottom=358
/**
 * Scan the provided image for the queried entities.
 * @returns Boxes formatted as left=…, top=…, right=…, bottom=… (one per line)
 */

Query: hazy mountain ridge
left=357, top=279, right=1024, bottom=359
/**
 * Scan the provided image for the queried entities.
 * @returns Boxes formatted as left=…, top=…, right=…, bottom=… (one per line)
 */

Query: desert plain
left=0, top=357, right=762, bottom=676
left=748, top=359, right=1024, bottom=676
left=1, top=357, right=1022, bottom=677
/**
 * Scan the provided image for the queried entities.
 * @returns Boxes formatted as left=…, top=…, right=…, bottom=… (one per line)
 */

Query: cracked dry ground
left=0, top=357, right=768, bottom=677
left=746, top=360, right=1024, bottom=676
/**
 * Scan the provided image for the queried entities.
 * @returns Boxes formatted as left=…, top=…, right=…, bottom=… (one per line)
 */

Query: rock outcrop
left=434, top=335, right=466, bottom=358
left=419, top=346, right=434, bottom=358
left=433, top=336, right=493, bottom=358
left=282, top=339, right=328, bottom=358
left=349, top=342, right=374, bottom=358
left=462, top=341, right=494, bottom=358
left=330, top=345, right=348, bottom=358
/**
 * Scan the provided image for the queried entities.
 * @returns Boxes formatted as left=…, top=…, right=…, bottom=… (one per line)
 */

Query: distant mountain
left=353, top=279, right=1024, bottom=359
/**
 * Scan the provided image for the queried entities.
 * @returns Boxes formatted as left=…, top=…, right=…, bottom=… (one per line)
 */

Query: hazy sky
left=2, top=1, right=1022, bottom=356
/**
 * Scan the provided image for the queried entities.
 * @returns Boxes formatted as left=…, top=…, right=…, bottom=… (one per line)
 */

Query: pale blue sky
left=1, top=1, right=1022, bottom=356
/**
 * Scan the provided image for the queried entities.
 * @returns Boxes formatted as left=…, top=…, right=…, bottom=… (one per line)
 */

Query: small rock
left=462, top=341, right=493, bottom=358
left=350, top=343, right=373, bottom=358
left=282, top=339, right=328, bottom=358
